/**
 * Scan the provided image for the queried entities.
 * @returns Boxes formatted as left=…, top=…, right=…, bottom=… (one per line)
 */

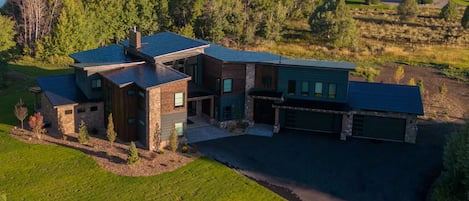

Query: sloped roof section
left=99, top=63, right=190, bottom=89
left=69, top=44, right=136, bottom=63
left=36, top=74, right=88, bottom=106
left=266, top=59, right=356, bottom=71
left=348, top=81, right=424, bottom=115
left=121, top=32, right=209, bottom=58
left=204, top=43, right=283, bottom=63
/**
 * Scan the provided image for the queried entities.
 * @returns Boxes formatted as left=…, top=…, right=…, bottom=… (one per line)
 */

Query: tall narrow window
left=301, top=81, right=309, bottom=96
left=175, top=92, right=184, bottom=107
left=315, top=82, right=323, bottom=97
left=223, top=79, right=232, bottom=93
left=175, top=122, right=184, bottom=136
left=287, top=80, right=296, bottom=95
left=91, top=79, right=102, bottom=90
left=328, top=83, right=337, bottom=98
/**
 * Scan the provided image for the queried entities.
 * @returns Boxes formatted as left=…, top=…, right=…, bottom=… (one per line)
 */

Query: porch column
left=273, top=107, right=280, bottom=133
left=404, top=116, right=418, bottom=144
left=196, top=100, right=202, bottom=117
left=340, top=112, right=353, bottom=141
left=210, top=96, right=214, bottom=118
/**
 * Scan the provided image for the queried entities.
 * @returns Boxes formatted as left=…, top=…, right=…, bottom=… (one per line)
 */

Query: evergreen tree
left=169, top=126, right=178, bottom=152
left=106, top=113, right=117, bottom=147
left=309, top=0, right=358, bottom=48
left=462, top=6, right=469, bottom=29
left=398, top=0, right=418, bottom=22
left=127, top=141, right=140, bottom=164
left=78, top=120, right=89, bottom=144
left=440, top=1, right=459, bottom=21
left=14, top=98, right=28, bottom=129
left=157, top=0, right=173, bottom=31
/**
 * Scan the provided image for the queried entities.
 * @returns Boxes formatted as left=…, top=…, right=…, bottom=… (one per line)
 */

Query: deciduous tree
left=28, top=112, right=45, bottom=140
left=394, top=66, right=405, bottom=84
left=14, top=98, right=28, bottom=129
left=440, top=1, right=459, bottom=21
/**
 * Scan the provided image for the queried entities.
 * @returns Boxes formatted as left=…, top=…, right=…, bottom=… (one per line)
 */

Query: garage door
left=254, top=99, right=275, bottom=124
left=352, top=115, right=406, bottom=141
left=284, top=110, right=342, bottom=133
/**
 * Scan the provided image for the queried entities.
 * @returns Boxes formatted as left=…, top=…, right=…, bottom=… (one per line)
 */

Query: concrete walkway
left=246, top=124, right=274, bottom=137
left=185, top=125, right=232, bottom=144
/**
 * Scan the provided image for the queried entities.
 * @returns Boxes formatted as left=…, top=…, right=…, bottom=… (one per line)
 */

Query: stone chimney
left=129, top=27, right=141, bottom=49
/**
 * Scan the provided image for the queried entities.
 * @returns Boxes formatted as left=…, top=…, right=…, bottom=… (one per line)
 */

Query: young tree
left=309, top=0, right=358, bottom=48
left=462, top=6, right=469, bottom=29
left=78, top=120, right=89, bottom=144
left=440, top=1, right=459, bottom=21
left=408, top=77, right=416, bottom=86
left=106, top=113, right=117, bottom=147
left=417, top=79, right=425, bottom=95
left=439, top=82, right=448, bottom=95
left=28, top=112, right=45, bottom=140
left=14, top=98, right=28, bottom=129
left=169, top=126, right=178, bottom=152
left=127, top=141, right=140, bottom=164
left=394, top=66, right=405, bottom=84
left=398, top=0, right=418, bottom=22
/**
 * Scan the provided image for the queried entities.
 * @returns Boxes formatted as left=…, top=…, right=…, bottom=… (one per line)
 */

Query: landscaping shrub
left=394, top=66, right=405, bottom=84
left=78, top=120, right=89, bottom=144
left=440, top=1, right=459, bottom=21
left=127, top=141, right=140, bottom=165
left=351, top=67, right=380, bottom=82
left=169, top=127, right=178, bottom=152
left=408, top=77, right=416, bottom=86
left=417, top=79, right=425, bottom=95
left=28, top=112, right=45, bottom=140
left=106, top=113, right=116, bottom=147
left=438, top=82, right=448, bottom=95
left=398, top=0, right=418, bottom=22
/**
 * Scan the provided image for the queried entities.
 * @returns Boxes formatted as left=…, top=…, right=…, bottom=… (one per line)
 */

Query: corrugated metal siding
left=160, top=112, right=187, bottom=141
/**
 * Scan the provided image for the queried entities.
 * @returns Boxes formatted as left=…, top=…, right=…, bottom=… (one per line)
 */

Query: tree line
left=0, top=0, right=315, bottom=63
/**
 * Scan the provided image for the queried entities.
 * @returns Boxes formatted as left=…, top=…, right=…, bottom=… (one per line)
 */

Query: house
left=35, top=30, right=423, bottom=151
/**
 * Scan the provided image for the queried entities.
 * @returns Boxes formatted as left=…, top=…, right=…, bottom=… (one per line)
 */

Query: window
left=287, top=80, right=296, bottom=95
left=301, top=81, right=309, bottom=96
left=91, top=79, right=102, bottom=90
left=128, top=118, right=136, bottom=124
left=262, top=76, right=272, bottom=88
left=175, top=122, right=183, bottom=136
left=127, top=90, right=135, bottom=96
left=328, top=83, right=337, bottom=98
left=223, top=79, right=232, bottom=93
left=77, top=108, right=85, bottom=113
left=90, top=106, right=98, bottom=111
left=174, top=92, right=184, bottom=107
left=64, top=110, right=72, bottom=115
left=315, top=82, right=323, bottom=97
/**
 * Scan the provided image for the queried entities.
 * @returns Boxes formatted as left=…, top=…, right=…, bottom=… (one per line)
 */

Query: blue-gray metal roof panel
left=69, top=44, right=134, bottom=63
left=36, top=74, right=88, bottom=106
left=121, top=32, right=209, bottom=58
left=348, top=81, right=424, bottom=115
left=204, top=43, right=284, bottom=63
left=99, top=63, right=190, bottom=89
left=266, top=59, right=356, bottom=70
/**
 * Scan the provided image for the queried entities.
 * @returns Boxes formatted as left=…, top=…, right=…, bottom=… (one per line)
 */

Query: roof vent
left=129, top=27, right=141, bottom=50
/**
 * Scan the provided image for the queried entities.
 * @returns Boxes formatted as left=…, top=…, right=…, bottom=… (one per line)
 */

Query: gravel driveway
left=194, top=123, right=449, bottom=201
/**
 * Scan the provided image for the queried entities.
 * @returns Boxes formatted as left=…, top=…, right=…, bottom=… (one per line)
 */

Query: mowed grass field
left=0, top=63, right=284, bottom=201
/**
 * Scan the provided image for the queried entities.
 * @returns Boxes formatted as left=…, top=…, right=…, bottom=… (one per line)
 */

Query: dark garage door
left=254, top=99, right=275, bottom=124
left=352, top=115, right=406, bottom=141
left=285, top=110, right=342, bottom=133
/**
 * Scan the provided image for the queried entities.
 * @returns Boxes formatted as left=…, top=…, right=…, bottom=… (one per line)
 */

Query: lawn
left=0, top=62, right=284, bottom=201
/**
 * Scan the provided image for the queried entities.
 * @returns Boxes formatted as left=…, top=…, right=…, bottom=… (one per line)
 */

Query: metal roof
left=204, top=42, right=284, bottom=63
left=265, top=59, right=356, bottom=71
left=69, top=44, right=135, bottom=63
left=99, top=63, right=190, bottom=89
left=348, top=81, right=424, bottom=115
left=121, top=32, right=209, bottom=58
left=36, top=74, right=89, bottom=106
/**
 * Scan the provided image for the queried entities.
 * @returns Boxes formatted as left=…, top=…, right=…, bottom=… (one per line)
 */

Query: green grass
left=0, top=62, right=285, bottom=201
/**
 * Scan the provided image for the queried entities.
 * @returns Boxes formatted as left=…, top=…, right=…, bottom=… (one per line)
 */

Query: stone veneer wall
left=73, top=102, right=105, bottom=134
left=41, top=93, right=59, bottom=131
left=245, top=64, right=255, bottom=122
left=55, top=105, right=76, bottom=134
left=147, top=87, right=161, bottom=151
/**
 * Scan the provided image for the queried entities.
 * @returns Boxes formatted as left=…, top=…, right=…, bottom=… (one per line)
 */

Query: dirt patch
left=10, top=127, right=200, bottom=177
left=351, top=63, right=469, bottom=122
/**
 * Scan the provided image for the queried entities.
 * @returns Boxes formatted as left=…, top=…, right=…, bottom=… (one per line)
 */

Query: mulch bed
left=9, top=127, right=200, bottom=177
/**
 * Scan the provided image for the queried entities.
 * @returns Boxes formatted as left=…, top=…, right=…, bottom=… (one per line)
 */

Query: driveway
left=194, top=122, right=449, bottom=201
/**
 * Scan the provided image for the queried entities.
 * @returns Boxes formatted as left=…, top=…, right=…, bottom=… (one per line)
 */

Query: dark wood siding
left=255, top=64, right=278, bottom=90
left=222, top=63, right=246, bottom=95
left=202, top=55, right=222, bottom=93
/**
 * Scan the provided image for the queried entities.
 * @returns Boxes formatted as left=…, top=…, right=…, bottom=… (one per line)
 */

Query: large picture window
left=328, top=83, right=337, bottom=98
left=175, top=92, right=184, bottom=107
left=287, top=80, right=296, bottom=95
left=223, top=79, right=232, bottom=93
left=315, top=82, right=323, bottom=97
left=301, top=81, right=309, bottom=96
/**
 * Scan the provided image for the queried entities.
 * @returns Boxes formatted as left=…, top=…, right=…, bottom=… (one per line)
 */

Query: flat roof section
left=348, top=81, right=424, bottom=115
left=36, top=74, right=89, bottom=106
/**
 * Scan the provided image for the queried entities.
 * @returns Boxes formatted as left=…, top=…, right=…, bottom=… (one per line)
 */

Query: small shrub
left=394, top=66, right=405, bottom=84
left=28, top=112, right=45, bottom=140
left=169, top=126, right=178, bottom=152
left=417, top=79, right=425, bottom=95
left=181, top=144, right=188, bottom=153
left=440, top=1, right=458, bottom=20
left=398, top=0, right=418, bottom=22
left=352, top=67, right=380, bottom=82
left=438, top=82, right=448, bottom=95
left=408, top=77, right=416, bottom=86
left=106, top=113, right=117, bottom=147
left=14, top=98, right=28, bottom=129
left=127, top=141, right=140, bottom=165
left=78, top=120, right=89, bottom=144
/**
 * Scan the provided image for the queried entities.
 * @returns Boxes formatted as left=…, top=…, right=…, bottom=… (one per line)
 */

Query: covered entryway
left=352, top=115, right=406, bottom=142
left=285, top=110, right=342, bottom=133
left=253, top=99, right=275, bottom=124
